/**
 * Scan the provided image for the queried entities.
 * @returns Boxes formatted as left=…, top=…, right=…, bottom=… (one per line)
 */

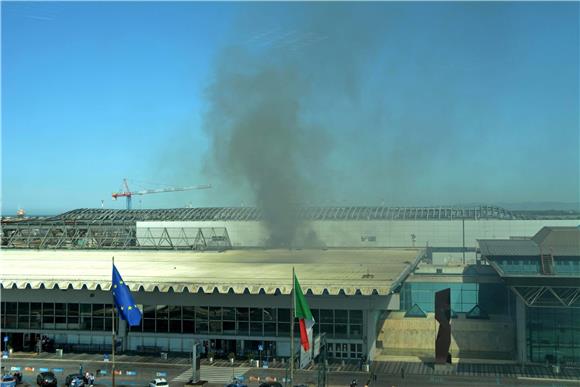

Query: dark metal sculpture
left=435, top=288, right=452, bottom=364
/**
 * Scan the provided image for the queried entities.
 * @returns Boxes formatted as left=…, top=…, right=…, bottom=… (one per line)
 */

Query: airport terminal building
left=1, top=206, right=578, bottom=364
left=0, top=248, right=421, bottom=361
left=478, top=226, right=580, bottom=364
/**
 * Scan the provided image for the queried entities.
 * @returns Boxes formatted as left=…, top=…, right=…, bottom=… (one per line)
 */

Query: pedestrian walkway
left=369, top=361, right=580, bottom=381
left=172, top=365, right=251, bottom=384
left=204, top=359, right=249, bottom=368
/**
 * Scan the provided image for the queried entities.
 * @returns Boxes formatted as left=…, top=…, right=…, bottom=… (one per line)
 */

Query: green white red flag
left=294, top=273, right=315, bottom=351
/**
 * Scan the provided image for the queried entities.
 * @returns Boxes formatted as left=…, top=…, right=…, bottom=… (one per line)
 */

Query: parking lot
left=2, top=352, right=580, bottom=387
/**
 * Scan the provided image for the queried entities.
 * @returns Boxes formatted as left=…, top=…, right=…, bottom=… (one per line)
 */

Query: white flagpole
left=112, top=256, right=116, bottom=387
left=290, top=267, right=295, bottom=385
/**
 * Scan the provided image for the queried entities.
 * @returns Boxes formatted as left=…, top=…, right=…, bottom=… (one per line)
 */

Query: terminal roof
left=478, top=227, right=580, bottom=282
left=479, top=226, right=580, bottom=257
left=0, top=248, right=422, bottom=296
left=3, top=205, right=552, bottom=223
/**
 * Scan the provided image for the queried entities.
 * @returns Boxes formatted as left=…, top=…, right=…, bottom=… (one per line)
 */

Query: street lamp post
left=318, top=333, right=328, bottom=387
left=191, top=342, right=199, bottom=383
left=284, top=360, right=290, bottom=387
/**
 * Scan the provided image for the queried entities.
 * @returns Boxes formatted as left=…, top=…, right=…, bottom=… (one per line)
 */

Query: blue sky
left=2, top=2, right=578, bottom=215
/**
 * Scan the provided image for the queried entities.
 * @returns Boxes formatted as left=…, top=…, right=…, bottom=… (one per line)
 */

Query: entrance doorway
left=244, top=340, right=276, bottom=359
left=209, top=339, right=237, bottom=358
left=5, top=333, right=38, bottom=352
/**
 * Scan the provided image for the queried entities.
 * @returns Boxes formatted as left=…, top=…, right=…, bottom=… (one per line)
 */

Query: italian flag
left=294, top=273, right=315, bottom=351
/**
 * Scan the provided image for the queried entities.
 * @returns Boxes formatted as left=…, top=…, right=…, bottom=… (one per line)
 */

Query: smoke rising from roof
left=203, top=48, right=324, bottom=247
left=197, top=3, right=579, bottom=245
left=202, top=6, right=379, bottom=247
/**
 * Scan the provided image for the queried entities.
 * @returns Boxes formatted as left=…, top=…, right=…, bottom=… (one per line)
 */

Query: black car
left=64, top=374, right=85, bottom=387
left=12, top=372, right=22, bottom=384
left=225, top=381, right=248, bottom=387
left=36, top=372, right=57, bottom=387
left=258, top=383, right=283, bottom=387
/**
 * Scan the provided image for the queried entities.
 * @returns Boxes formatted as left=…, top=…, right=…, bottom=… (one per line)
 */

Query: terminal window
left=1, top=302, right=365, bottom=342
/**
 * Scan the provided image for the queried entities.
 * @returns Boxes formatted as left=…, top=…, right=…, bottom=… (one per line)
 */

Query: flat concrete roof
left=405, top=264, right=502, bottom=284
left=0, top=248, right=422, bottom=296
left=478, top=226, right=580, bottom=258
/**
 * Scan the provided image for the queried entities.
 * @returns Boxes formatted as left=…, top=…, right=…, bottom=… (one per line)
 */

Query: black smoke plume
left=202, top=5, right=380, bottom=247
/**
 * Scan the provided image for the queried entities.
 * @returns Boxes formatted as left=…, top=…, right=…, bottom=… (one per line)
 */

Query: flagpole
left=290, top=266, right=295, bottom=385
left=112, top=256, right=116, bottom=387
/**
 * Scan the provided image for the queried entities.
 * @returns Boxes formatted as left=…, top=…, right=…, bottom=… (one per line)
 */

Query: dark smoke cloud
left=203, top=45, right=325, bottom=246
left=202, top=5, right=381, bottom=247
left=156, top=3, right=578, bottom=225
left=201, top=3, right=529, bottom=244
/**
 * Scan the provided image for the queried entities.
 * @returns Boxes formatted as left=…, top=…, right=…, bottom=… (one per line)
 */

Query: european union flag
left=112, top=264, right=141, bottom=326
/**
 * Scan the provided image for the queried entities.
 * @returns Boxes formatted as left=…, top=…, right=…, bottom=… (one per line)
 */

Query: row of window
left=1, top=303, right=107, bottom=316
left=498, top=259, right=580, bottom=275
left=0, top=303, right=364, bottom=339
left=499, top=259, right=539, bottom=266
left=499, top=259, right=580, bottom=266
left=129, top=319, right=362, bottom=338
left=2, top=315, right=113, bottom=331
left=328, top=342, right=363, bottom=359
left=1, top=303, right=362, bottom=323
left=132, top=306, right=363, bottom=338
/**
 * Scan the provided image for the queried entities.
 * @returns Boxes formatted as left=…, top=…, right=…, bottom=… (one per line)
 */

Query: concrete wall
left=378, top=312, right=515, bottom=359
left=138, top=219, right=579, bottom=249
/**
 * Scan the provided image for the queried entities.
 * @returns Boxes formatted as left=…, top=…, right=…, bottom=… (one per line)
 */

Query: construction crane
left=112, top=178, right=212, bottom=209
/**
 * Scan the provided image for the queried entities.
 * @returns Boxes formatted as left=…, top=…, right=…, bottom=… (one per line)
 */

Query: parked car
left=148, top=378, right=168, bottom=387
left=65, top=374, right=85, bottom=387
left=258, top=383, right=282, bottom=387
left=226, top=382, right=248, bottom=387
left=36, top=372, right=57, bottom=387
left=1, top=375, right=16, bottom=387
left=12, top=372, right=22, bottom=384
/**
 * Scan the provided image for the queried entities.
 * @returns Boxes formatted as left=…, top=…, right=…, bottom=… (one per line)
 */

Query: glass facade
left=554, top=259, right=580, bottom=275
left=1, top=302, right=363, bottom=340
left=495, top=258, right=580, bottom=275
left=527, top=307, right=580, bottom=364
left=495, top=257, right=541, bottom=274
left=131, top=305, right=363, bottom=339
left=400, top=282, right=508, bottom=314
left=328, top=342, right=363, bottom=359
left=0, top=302, right=113, bottom=331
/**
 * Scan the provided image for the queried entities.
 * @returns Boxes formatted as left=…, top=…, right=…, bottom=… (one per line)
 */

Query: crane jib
left=111, top=181, right=212, bottom=209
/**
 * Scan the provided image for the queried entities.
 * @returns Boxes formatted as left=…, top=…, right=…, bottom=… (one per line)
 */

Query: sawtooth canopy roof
left=0, top=248, right=423, bottom=296
left=3, top=206, right=566, bottom=224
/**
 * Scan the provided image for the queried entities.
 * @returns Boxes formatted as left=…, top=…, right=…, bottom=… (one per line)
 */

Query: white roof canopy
left=0, top=248, right=422, bottom=296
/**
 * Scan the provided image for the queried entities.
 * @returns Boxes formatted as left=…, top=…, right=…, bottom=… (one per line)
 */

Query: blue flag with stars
left=112, top=264, right=141, bottom=326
